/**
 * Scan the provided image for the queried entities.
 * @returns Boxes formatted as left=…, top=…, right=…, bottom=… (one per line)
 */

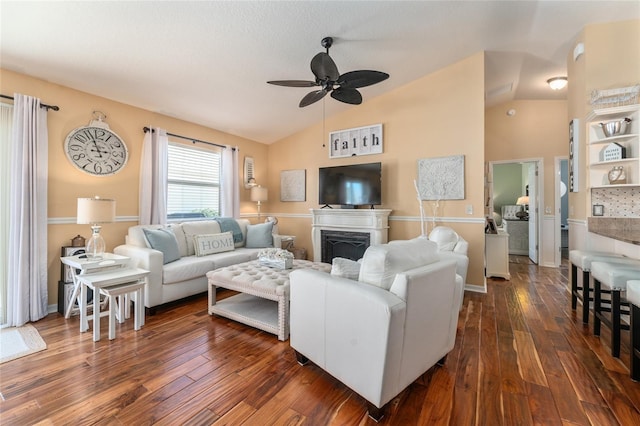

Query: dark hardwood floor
left=2, top=259, right=640, bottom=425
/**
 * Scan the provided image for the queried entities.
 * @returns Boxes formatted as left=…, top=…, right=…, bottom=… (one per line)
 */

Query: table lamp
left=250, top=186, right=268, bottom=221
left=516, top=195, right=529, bottom=220
left=77, top=196, right=116, bottom=259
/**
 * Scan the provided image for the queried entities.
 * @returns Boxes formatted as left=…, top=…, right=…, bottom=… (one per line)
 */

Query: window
left=167, top=142, right=221, bottom=219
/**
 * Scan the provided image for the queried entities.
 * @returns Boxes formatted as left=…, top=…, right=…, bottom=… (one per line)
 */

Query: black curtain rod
left=143, top=126, right=235, bottom=150
left=0, top=94, right=60, bottom=111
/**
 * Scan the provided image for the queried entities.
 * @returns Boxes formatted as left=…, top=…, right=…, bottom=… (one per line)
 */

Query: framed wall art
left=417, top=155, right=465, bottom=200
left=280, top=169, right=306, bottom=202
left=329, top=123, right=383, bottom=158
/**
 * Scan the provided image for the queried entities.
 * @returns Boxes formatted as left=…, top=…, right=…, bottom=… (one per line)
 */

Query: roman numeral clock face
left=64, top=126, right=128, bottom=176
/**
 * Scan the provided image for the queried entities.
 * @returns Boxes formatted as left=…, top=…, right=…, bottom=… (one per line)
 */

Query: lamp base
left=86, top=225, right=106, bottom=259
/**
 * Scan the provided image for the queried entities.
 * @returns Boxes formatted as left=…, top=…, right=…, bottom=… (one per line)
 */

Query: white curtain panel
left=0, top=103, right=13, bottom=326
left=220, top=146, right=240, bottom=218
left=139, top=127, right=168, bottom=225
left=7, top=94, right=49, bottom=326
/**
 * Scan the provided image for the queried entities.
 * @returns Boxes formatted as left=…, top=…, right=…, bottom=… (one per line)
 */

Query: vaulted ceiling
left=2, top=1, right=638, bottom=143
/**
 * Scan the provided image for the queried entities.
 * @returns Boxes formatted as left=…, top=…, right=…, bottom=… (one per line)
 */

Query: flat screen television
left=319, top=162, right=382, bottom=207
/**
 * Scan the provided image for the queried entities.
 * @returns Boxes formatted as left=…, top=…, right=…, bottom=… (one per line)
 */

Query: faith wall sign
left=329, top=123, right=383, bottom=158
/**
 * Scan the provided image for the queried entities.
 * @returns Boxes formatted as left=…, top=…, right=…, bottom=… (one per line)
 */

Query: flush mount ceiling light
left=547, top=77, right=568, bottom=90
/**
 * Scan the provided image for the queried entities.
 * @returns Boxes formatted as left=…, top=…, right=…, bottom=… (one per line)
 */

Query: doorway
left=489, top=159, right=543, bottom=265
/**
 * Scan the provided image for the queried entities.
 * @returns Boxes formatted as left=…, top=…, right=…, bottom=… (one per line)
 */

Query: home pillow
left=358, top=239, right=438, bottom=290
left=142, top=228, right=181, bottom=264
left=331, top=257, right=361, bottom=280
left=245, top=222, right=274, bottom=248
left=194, top=232, right=235, bottom=256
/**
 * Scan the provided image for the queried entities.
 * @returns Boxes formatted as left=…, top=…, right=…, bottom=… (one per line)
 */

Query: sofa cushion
left=128, top=224, right=162, bottom=247
left=182, top=221, right=221, bottom=256
left=331, top=257, right=361, bottom=280
left=142, top=228, right=181, bottom=264
left=359, top=238, right=439, bottom=290
left=168, top=223, right=189, bottom=257
left=194, top=232, right=235, bottom=256
left=245, top=222, right=274, bottom=248
left=209, top=248, right=260, bottom=269
left=163, top=256, right=215, bottom=285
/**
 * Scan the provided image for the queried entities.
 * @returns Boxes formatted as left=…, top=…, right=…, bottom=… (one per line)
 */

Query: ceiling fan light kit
left=268, top=36, right=389, bottom=108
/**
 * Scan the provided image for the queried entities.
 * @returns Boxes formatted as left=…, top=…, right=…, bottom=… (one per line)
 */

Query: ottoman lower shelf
left=210, top=292, right=280, bottom=338
left=207, top=259, right=331, bottom=341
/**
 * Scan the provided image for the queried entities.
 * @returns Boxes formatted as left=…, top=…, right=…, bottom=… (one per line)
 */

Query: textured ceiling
left=1, top=1, right=639, bottom=144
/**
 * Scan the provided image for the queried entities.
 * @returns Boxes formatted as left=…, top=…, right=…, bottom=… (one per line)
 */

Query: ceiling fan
left=267, top=37, right=389, bottom=108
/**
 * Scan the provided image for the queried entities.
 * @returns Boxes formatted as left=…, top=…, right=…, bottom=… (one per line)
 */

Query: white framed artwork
left=280, top=169, right=306, bottom=202
left=417, top=155, right=465, bottom=200
left=329, top=123, right=383, bottom=158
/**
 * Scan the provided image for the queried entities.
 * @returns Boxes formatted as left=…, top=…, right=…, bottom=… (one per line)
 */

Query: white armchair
left=289, top=238, right=461, bottom=421
left=428, top=226, right=469, bottom=308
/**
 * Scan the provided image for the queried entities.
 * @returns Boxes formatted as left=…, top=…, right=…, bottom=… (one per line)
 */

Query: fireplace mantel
left=311, top=209, right=392, bottom=262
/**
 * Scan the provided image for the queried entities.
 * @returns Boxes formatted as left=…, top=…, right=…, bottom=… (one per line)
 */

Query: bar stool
left=628, top=280, right=640, bottom=381
left=569, top=250, right=624, bottom=323
left=591, top=261, right=640, bottom=357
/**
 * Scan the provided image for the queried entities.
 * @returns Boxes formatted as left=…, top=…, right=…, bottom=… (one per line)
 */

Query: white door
left=528, top=163, right=538, bottom=263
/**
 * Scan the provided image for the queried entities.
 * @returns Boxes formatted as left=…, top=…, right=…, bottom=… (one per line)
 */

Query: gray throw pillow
left=142, top=228, right=181, bottom=264
left=245, top=222, right=274, bottom=248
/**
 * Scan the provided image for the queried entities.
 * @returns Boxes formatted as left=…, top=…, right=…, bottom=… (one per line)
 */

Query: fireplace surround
left=311, top=209, right=392, bottom=263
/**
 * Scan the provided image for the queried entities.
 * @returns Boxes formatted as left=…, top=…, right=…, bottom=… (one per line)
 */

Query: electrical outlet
left=465, top=204, right=473, bottom=215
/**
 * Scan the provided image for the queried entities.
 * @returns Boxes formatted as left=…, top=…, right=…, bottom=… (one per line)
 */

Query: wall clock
left=64, top=112, right=128, bottom=176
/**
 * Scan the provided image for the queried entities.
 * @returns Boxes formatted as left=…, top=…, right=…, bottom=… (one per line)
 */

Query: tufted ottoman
left=207, top=259, right=331, bottom=340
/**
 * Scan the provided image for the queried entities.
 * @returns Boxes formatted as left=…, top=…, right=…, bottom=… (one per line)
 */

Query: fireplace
left=310, top=209, right=391, bottom=263
left=321, top=230, right=370, bottom=263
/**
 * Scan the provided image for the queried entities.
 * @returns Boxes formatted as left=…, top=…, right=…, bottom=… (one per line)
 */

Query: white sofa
left=289, top=238, right=461, bottom=421
left=114, top=219, right=286, bottom=311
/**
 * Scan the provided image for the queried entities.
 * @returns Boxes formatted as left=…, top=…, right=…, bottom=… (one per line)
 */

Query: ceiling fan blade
left=267, top=80, right=317, bottom=87
left=299, top=89, right=328, bottom=107
left=338, top=70, right=389, bottom=89
left=310, top=52, right=340, bottom=81
left=331, top=88, right=362, bottom=105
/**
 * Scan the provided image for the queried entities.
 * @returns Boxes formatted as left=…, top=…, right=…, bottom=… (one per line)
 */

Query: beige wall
left=485, top=100, right=569, bottom=214
left=267, top=53, right=486, bottom=287
left=569, top=19, right=640, bottom=220
left=1, top=68, right=267, bottom=306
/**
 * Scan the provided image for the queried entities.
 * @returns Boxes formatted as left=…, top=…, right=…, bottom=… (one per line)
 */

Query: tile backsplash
left=591, top=187, right=639, bottom=217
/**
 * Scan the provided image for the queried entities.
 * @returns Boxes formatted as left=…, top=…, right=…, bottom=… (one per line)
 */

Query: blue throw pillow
left=245, top=222, right=274, bottom=248
left=142, top=228, right=181, bottom=264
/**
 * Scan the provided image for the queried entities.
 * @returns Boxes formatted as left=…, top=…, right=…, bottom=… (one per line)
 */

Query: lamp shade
left=516, top=196, right=530, bottom=205
left=77, top=197, right=116, bottom=224
left=250, top=186, right=268, bottom=202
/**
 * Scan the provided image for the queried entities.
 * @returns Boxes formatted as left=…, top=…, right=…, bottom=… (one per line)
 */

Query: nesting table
left=60, top=253, right=149, bottom=341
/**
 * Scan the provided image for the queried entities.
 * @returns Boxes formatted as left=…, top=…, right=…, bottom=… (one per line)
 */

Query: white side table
left=279, top=235, right=296, bottom=250
left=60, top=253, right=130, bottom=319
left=78, top=267, right=148, bottom=341
left=61, top=253, right=149, bottom=341
left=485, top=231, right=511, bottom=280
